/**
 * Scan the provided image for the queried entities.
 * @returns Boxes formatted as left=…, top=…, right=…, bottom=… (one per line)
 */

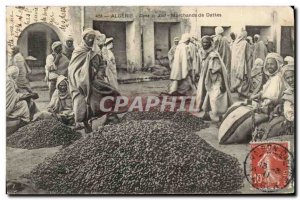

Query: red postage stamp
left=247, top=142, right=293, bottom=191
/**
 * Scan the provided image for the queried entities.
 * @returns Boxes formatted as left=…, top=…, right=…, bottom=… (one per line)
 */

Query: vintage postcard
left=6, top=6, right=295, bottom=195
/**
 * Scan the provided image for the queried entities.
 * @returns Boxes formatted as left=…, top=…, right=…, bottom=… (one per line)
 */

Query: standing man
left=213, top=27, right=232, bottom=76
left=253, top=34, right=268, bottom=63
left=9, top=46, right=32, bottom=93
left=195, top=36, right=232, bottom=122
left=168, top=37, right=179, bottom=69
left=189, top=35, right=201, bottom=83
left=62, top=35, right=75, bottom=60
left=230, top=30, right=253, bottom=98
left=246, top=36, right=254, bottom=69
left=95, top=30, right=106, bottom=50
left=104, top=37, right=118, bottom=90
left=45, top=41, right=70, bottom=99
left=169, top=33, right=195, bottom=96
left=229, top=32, right=236, bottom=49
left=68, top=28, right=100, bottom=133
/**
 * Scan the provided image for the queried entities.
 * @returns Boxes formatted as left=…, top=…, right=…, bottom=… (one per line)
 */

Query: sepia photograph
left=5, top=6, right=295, bottom=195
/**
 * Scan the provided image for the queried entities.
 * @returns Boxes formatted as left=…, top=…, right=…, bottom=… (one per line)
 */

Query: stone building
left=188, top=7, right=294, bottom=58
left=81, top=6, right=189, bottom=70
left=6, top=6, right=294, bottom=80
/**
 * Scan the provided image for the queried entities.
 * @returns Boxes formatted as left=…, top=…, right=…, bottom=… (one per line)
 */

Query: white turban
left=284, top=56, right=294, bottom=65
left=246, top=36, right=253, bottom=44
left=95, top=30, right=106, bottom=45
left=7, top=65, right=19, bottom=78
left=82, top=28, right=95, bottom=38
left=51, top=41, right=62, bottom=51
left=105, top=37, right=114, bottom=45
left=254, top=58, right=264, bottom=66
left=56, top=75, right=68, bottom=88
left=236, top=30, right=248, bottom=42
left=215, top=26, right=224, bottom=35
left=264, top=53, right=283, bottom=76
left=65, top=35, right=74, bottom=41
left=180, top=33, right=190, bottom=43
left=254, top=34, right=260, bottom=39
left=174, top=37, right=180, bottom=42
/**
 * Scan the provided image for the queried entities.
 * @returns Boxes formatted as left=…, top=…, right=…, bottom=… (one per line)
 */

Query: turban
left=180, top=33, right=190, bottom=43
left=105, top=37, right=114, bottom=45
left=95, top=30, right=106, bottom=44
left=215, top=26, right=224, bottom=35
left=56, top=75, right=68, bottom=89
left=51, top=41, right=62, bottom=51
left=284, top=56, right=294, bottom=65
left=174, top=37, right=179, bottom=42
left=191, top=34, right=199, bottom=40
left=230, top=32, right=236, bottom=38
left=254, top=34, right=260, bottom=39
left=254, top=58, right=264, bottom=66
left=82, top=28, right=95, bottom=38
left=282, top=64, right=294, bottom=76
left=238, top=30, right=248, bottom=40
left=246, top=36, right=253, bottom=44
left=12, top=46, right=20, bottom=53
left=201, top=35, right=213, bottom=43
left=263, top=53, right=283, bottom=76
left=7, top=65, right=19, bottom=78
left=65, top=35, right=74, bottom=41
left=282, top=64, right=294, bottom=90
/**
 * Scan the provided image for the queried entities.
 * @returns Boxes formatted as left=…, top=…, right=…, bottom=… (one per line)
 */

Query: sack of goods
left=218, top=102, right=269, bottom=144
left=90, top=79, right=121, bottom=117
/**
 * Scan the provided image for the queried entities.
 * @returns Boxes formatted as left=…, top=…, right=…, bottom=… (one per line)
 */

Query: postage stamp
left=244, top=142, right=294, bottom=192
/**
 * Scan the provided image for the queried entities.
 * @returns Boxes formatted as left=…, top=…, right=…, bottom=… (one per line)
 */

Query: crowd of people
left=6, top=26, right=294, bottom=141
left=7, top=28, right=119, bottom=133
left=168, top=26, right=294, bottom=140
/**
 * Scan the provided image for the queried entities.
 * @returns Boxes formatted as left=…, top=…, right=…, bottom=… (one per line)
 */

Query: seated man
left=283, top=56, right=294, bottom=66
left=7, top=66, right=38, bottom=130
left=48, top=76, right=72, bottom=114
left=33, top=75, right=74, bottom=125
left=9, top=46, right=32, bottom=93
left=250, top=53, right=284, bottom=112
left=282, top=65, right=295, bottom=123
left=261, top=64, right=294, bottom=139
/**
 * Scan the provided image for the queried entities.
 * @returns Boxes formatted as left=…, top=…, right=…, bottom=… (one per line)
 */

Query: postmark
left=244, top=142, right=294, bottom=192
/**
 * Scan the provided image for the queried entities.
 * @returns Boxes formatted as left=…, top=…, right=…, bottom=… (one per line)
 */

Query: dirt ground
left=6, top=80, right=295, bottom=194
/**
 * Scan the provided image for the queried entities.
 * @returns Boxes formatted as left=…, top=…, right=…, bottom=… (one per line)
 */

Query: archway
left=17, top=22, right=64, bottom=79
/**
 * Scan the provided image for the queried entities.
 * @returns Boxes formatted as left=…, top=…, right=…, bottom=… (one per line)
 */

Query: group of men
left=167, top=27, right=294, bottom=126
left=6, top=26, right=294, bottom=137
left=7, top=28, right=119, bottom=133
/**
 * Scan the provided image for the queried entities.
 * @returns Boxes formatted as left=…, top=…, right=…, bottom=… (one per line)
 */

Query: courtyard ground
left=6, top=79, right=294, bottom=194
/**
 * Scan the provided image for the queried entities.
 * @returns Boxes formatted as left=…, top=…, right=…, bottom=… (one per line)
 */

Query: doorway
left=17, top=22, right=62, bottom=80
left=200, top=26, right=231, bottom=37
left=27, top=31, right=47, bottom=67
left=245, top=26, right=271, bottom=42
left=154, top=22, right=181, bottom=60
left=280, top=26, right=294, bottom=58
left=93, top=21, right=127, bottom=69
